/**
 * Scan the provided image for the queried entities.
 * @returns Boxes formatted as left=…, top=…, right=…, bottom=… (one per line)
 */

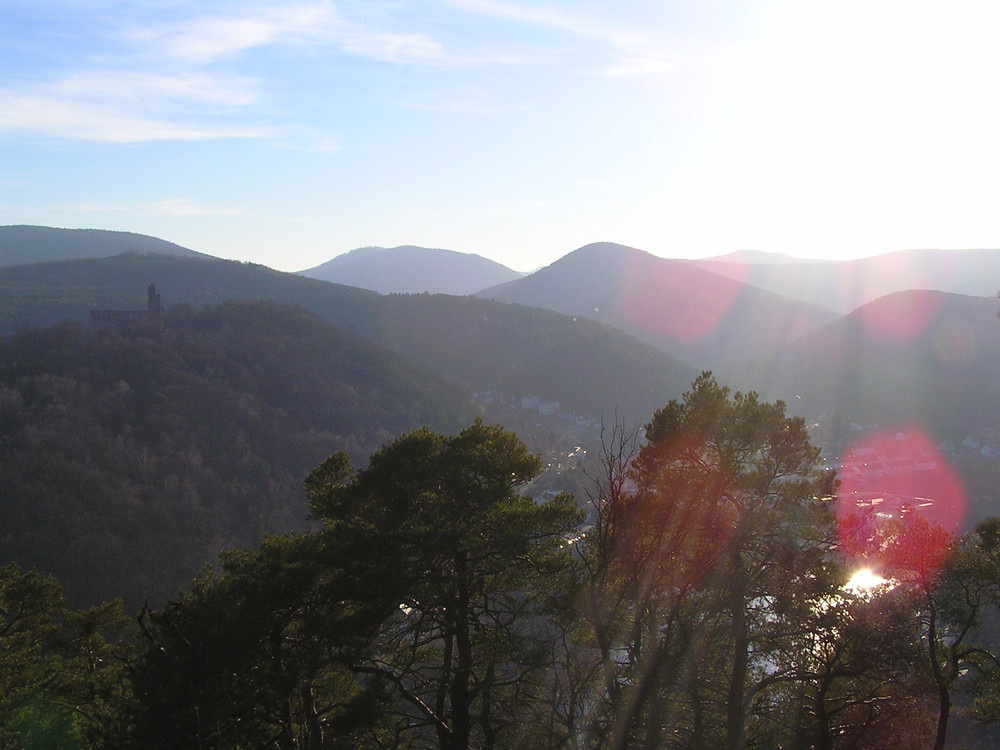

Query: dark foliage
left=0, top=300, right=474, bottom=607
left=0, top=252, right=697, bottom=424
left=131, top=421, right=582, bottom=750
left=0, top=225, right=209, bottom=267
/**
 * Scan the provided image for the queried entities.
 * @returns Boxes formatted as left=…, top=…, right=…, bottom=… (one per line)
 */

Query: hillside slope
left=477, top=242, right=838, bottom=371
left=0, top=300, right=474, bottom=607
left=693, top=247, right=1000, bottom=313
left=0, top=225, right=210, bottom=266
left=0, top=253, right=698, bottom=425
left=739, top=290, right=1000, bottom=443
left=299, top=245, right=522, bottom=294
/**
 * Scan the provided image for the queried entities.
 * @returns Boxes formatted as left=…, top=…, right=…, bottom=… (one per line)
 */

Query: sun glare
left=844, top=567, right=889, bottom=594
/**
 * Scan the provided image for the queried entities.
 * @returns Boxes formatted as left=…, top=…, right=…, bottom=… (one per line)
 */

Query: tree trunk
left=450, top=550, right=473, bottom=750
left=300, top=680, right=323, bottom=750
left=927, top=598, right=951, bottom=750
left=815, top=674, right=832, bottom=750
left=933, top=685, right=951, bottom=750
left=270, top=625, right=298, bottom=750
left=690, top=667, right=705, bottom=750
left=725, top=557, right=749, bottom=750
left=437, top=633, right=454, bottom=750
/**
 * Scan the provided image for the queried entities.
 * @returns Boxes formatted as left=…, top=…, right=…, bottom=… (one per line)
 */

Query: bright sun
left=844, top=568, right=889, bottom=594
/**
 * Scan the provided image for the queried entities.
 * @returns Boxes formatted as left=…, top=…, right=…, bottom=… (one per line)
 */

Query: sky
left=3, top=0, right=1000, bottom=273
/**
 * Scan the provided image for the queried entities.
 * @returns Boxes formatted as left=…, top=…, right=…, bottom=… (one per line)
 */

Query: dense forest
left=5, top=376, right=1000, bottom=749
left=4, top=247, right=1000, bottom=747
left=0, top=253, right=700, bottom=425
left=0, top=300, right=474, bottom=607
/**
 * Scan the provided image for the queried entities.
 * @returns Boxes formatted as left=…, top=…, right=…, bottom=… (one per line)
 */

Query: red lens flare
left=836, top=426, right=965, bottom=580
left=618, top=432, right=737, bottom=588
left=858, top=291, right=941, bottom=339
left=620, top=256, right=742, bottom=344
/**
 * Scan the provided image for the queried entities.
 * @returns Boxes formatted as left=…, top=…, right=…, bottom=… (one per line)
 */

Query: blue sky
left=3, top=0, right=1000, bottom=272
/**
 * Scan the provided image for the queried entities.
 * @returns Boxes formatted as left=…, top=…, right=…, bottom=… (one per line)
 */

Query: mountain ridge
left=0, top=225, right=210, bottom=267
left=0, top=252, right=698, bottom=426
left=299, top=244, right=522, bottom=295
left=476, top=241, right=840, bottom=371
left=692, top=247, right=1000, bottom=313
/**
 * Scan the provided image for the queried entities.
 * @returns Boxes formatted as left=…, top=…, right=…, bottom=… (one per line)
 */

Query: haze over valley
left=4, top=225, right=1000, bottom=541
left=4, top=224, right=1000, bottom=746
left=8, top=1, right=1000, bottom=744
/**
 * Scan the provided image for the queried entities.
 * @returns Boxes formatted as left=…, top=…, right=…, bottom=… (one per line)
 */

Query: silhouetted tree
left=307, top=419, right=583, bottom=750
left=581, top=373, right=838, bottom=749
left=0, top=563, right=135, bottom=749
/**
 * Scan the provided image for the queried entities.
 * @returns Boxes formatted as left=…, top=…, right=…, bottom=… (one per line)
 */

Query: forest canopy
left=3, top=304, right=1000, bottom=749
left=0, top=300, right=474, bottom=606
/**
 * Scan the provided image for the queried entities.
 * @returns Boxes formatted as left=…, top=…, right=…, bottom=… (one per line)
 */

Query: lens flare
left=858, top=290, right=940, bottom=339
left=844, top=567, right=889, bottom=593
left=621, top=255, right=741, bottom=344
left=836, top=426, right=965, bottom=580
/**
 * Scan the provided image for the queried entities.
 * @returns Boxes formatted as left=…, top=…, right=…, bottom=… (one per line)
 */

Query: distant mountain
left=476, top=242, right=839, bottom=371
left=0, top=300, right=475, bottom=607
left=0, top=225, right=210, bottom=266
left=299, top=245, right=522, bottom=295
left=0, top=253, right=698, bottom=426
left=692, top=248, right=1000, bottom=314
left=700, top=249, right=817, bottom=265
left=739, top=290, right=1000, bottom=443
left=727, top=288, right=1000, bottom=528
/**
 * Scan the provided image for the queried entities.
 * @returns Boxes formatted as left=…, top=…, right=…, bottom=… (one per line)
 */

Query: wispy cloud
left=0, top=66, right=267, bottom=143
left=448, top=0, right=682, bottom=77
left=53, top=71, right=259, bottom=107
left=449, top=0, right=639, bottom=45
left=0, top=202, right=128, bottom=217
left=605, top=57, right=680, bottom=78
left=398, top=87, right=504, bottom=114
left=127, top=3, right=460, bottom=67
left=334, top=29, right=450, bottom=64
left=126, top=1, right=543, bottom=68
left=128, top=3, right=340, bottom=62
left=409, top=198, right=551, bottom=219
left=275, top=126, right=341, bottom=153
left=143, top=198, right=246, bottom=217
left=58, top=203, right=130, bottom=212
left=0, top=90, right=268, bottom=142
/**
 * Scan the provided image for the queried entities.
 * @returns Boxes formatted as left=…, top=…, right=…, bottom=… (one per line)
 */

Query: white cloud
left=447, top=0, right=683, bottom=77
left=126, top=1, right=558, bottom=68
left=275, top=126, right=341, bottom=153
left=126, top=2, right=452, bottom=66
left=398, top=87, right=502, bottom=114
left=53, top=71, right=259, bottom=107
left=0, top=91, right=268, bottom=142
left=59, top=203, right=129, bottom=212
left=143, top=198, right=246, bottom=217
left=129, top=3, right=339, bottom=62
left=605, top=57, right=680, bottom=77
left=448, top=0, right=604, bottom=35
left=334, top=29, right=450, bottom=64
left=0, top=65, right=267, bottom=143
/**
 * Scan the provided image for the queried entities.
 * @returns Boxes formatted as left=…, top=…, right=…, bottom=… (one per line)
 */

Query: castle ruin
left=90, top=284, right=163, bottom=331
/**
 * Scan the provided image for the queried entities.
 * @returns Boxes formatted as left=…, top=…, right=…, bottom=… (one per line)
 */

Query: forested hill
left=476, top=241, right=838, bottom=371
left=299, top=244, right=522, bottom=294
left=0, top=300, right=475, bottom=607
left=739, top=290, right=1000, bottom=442
left=0, top=225, right=211, bottom=266
left=0, top=251, right=380, bottom=335
left=0, top=252, right=699, bottom=424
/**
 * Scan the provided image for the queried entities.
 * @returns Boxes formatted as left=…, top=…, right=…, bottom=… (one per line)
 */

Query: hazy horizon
left=4, top=1, right=1000, bottom=272
left=5, top=223, right=979, bottom=275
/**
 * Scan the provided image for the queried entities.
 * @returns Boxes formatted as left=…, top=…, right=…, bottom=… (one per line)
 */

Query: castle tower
left=148, top=284, right=162, bottom=316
